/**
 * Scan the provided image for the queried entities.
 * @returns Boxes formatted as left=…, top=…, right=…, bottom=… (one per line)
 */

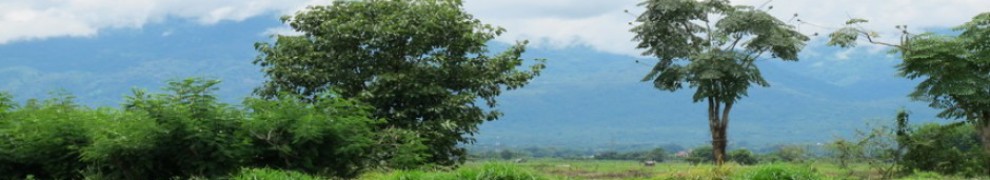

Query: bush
left=900, top=123, right=987, bottom=176
left=230, top=168, right=319, bottom=180
left=0, top=94, right=92, bottom=179
left=686, top=146, right=714, bottom=164
left=0, top=79, right=393, bottom=179
left=735, top=164, right=822, bottom=180
left=240, top=94, right=379, bottom=177
left=767, top=145, right=807, bottom=163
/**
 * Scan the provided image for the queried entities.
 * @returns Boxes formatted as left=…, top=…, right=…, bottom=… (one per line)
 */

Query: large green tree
left=828, top=13, right=990, bottom=174
left=631, top=0, right=808, bottom=165
left=253, top=0, right=545, bottom=166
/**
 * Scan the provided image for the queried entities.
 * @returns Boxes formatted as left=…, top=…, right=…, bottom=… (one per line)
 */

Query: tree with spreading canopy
left=252, top=0, right=545, bottom=166
left=631, top=0, right=808, bottom=165
left=828, top=12, right=990, bottom=175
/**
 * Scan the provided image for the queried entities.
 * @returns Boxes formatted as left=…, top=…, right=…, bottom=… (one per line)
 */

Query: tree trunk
left=707, top=98, right=730, bottom=166
left=978, top=122, right=990, bottom=176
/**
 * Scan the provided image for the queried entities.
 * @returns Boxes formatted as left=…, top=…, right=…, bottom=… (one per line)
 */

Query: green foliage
left=728, top=149, right=758, bottom=165
left=632, top=0, right=807, bottom=165
left=769, top=145, right=808, bottom=163
left=643, top=148, right=669, bottom=162
left=591, top=148, right=667, bottom=162
left=894, top=13, right=990, bottom=176
left=229, top=168, right=320, bottom=180
left=827, top=13, right=990, bottom=176
left=365, top=162, right=549, bottom=180
left=0, top=94, right=91, bottom=179
left=372, top=128, right=432, bottom=170
left=241, top=93, right=379, bottom=177
left=0, top=91, right=13, bottom=115
left=900, top=123, right=987, bottom=177
left=253, top=0, right=546, bottom=166
left=686, top=146, right=714, bottom=164
left=825, top=138, right=863, bottom=169
left=734, top=164, right=823, bottom=180
left=0, top=78, right=388, bottom=179
left=121, top=78, right=248, bottom=178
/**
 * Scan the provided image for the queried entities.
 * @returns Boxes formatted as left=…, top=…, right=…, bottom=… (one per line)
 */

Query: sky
left=1, top=0, right=988, bottom=56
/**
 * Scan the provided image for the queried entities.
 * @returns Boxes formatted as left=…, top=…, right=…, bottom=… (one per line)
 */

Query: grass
left=359, top=159, right=990, bottom=180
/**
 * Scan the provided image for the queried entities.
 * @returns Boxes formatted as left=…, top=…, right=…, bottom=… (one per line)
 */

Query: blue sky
left=0, top=0, right=987, bottom=147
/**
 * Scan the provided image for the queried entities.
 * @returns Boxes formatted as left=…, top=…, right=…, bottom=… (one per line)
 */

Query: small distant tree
left=686, top=146, right=715, bottom=165
left=643, top=148, right=668, bottom=162
left=826, top=138, right=863, bottom=169
left=728, top=149, right=758, bottom=165
left=631, top=0, right=808, bottom=165
left=770, top=145, right=808, bottom=163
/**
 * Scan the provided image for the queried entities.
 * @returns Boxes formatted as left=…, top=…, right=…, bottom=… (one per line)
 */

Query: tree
left=253, top=0, right=545, bottom=166
left=686, top=146, right=714, bottom=165
left=631, top=0, right=808, bottom=165
left=728, top=149, right=758, bottom=165
left=828, top=13, right=990, bottom=175
left=643, top=147, right=668, bottom=162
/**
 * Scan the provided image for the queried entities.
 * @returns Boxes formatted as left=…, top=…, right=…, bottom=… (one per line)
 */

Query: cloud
left=465, top=0, right=990, bottom=57
left=0, top=0, right=328, bottom=44
left=261, top=26, right=303, bottom=36
left=3, top=0, right=987, bottom=55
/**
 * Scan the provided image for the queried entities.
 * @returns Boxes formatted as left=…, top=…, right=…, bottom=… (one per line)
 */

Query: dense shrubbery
left=728, top=149, right=759, bottom=165
left=229, top=168, right=320, bottom=180
left=900, top=123, right=988, bottom=176
left=826, top=112, right=990, bottom=178
left=0, top=79, right=424, bottom=179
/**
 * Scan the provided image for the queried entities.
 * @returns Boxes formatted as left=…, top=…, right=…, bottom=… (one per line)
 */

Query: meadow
left=358, top=159, right=985, bottom=180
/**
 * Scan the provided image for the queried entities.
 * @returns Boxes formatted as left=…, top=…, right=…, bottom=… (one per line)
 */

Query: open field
left=360, top=159, right=987, bottom=180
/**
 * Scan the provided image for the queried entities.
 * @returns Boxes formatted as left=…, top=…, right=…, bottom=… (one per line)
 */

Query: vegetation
left=252, top=0, right=545, bottom=167
left=2, top=0, right=989, bottom=179
left=0, top=79, right=387, bottom=179
left=631, top=0, right=809, bottom=165
left=829, top=11, right=990, bottom=176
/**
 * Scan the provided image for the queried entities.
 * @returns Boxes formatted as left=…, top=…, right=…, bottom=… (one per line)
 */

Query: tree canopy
left=253, top=0, right=545, bottom=166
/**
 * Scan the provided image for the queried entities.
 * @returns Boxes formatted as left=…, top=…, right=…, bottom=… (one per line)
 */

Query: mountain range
left=0, top=16, right=943, bottom=151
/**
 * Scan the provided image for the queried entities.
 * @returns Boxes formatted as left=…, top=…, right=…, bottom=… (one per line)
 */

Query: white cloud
left=466, top=0, right=990, bottom=57
left=2, top=0, right=987, bottom=55
left=0, top=0, right=328, bottom=44
left=261, top=26, right=303, bottom=36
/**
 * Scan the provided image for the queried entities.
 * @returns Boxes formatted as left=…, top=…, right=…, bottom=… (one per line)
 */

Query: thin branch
left=859, top=31, right=904, bottom=49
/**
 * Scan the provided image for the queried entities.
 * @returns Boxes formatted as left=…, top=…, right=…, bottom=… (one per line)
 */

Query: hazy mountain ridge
left=0, top=16, right=940, bottom=150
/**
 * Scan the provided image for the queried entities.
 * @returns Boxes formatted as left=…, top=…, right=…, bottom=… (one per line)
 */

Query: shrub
left=370, top=128, right=432, bottom=170
left=728, top=149, right=758, bottom=165
left=686, top=146, right=714, bottom=164
left=900, top=123, right=987, bottom=176
left=79, top=108, right=163, bottom=179
left=240, top=94, right=379, bottom=177
left=735, top=164, right=822, bottom=180
left=230, top=168, right=320, bottom=180
left=0, top=78, right=392, bottom=179
left=0, top=94, right=92, bottom=179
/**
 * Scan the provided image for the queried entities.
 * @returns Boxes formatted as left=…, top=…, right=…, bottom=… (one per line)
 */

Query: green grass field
left=359, top=159, right=986, bottom=180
